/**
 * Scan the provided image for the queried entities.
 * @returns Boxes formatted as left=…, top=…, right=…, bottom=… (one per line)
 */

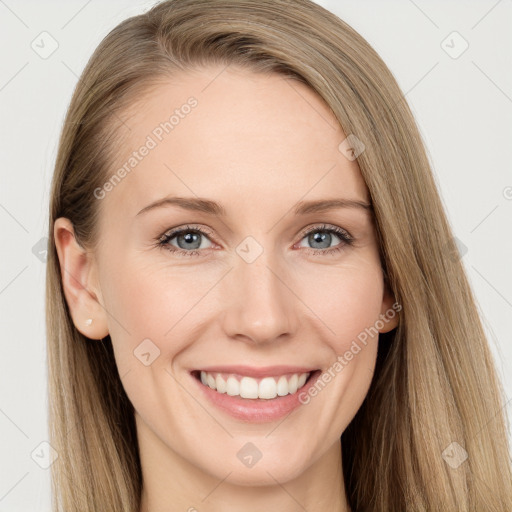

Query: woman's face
left=63, top=65, right=397, bottom=486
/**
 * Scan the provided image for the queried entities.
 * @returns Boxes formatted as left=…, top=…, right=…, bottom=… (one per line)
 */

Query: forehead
left=101, top=66, right=370, bottom=219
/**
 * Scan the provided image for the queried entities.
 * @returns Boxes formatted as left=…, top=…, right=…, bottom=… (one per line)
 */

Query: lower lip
left=191, top=370, right=322, bottom=423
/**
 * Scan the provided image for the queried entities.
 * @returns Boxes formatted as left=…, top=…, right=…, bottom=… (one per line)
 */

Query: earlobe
left=53, top=218, right=109, bottom=340
left=378, top=284, right=400, bottom=333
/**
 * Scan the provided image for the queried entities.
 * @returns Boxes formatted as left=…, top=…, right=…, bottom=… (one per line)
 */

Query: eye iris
left=177, top=231, right=201, bottom=250
left=309, top=231, right=331, bottom=249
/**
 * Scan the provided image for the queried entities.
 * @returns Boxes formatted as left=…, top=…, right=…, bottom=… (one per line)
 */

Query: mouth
left=189, top=367, right=322, bottom=423
left=191, top=369, right=316, bottom=400
left=189, top=366, right=322, bottom=423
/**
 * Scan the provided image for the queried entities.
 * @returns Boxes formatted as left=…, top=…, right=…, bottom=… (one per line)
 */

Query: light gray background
left=1, top=0, right=511, bottom=510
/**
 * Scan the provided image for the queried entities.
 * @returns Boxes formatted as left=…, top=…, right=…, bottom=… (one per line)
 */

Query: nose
left=220, top=249, right=299, bottom=345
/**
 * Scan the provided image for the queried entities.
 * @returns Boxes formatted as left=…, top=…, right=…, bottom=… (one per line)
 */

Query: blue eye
left=297, top=224, right=353, bottom=255
left=156, top=223, right=353, bottom=257
left=157, top=225, right=214, bottom=257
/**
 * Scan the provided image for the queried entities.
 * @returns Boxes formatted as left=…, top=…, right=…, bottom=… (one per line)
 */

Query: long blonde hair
left=46, top=0, right=512, bottom=510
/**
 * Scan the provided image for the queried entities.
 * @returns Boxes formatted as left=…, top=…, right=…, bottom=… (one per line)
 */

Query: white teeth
left=276, top=375, right=288, bottom=396
left=206, top=373, right=216, bottom=389
left=259, top=377, right=277, bottom=399
left=240, top=377, right=259, bottom=399
left=226, top=376, right=239, bottom=396
left=297, top=373, right=307, bottom=388
left=215, top=374, right=227, bottom=393
left=288, top=374, right=298, bottom=394
left=198, top=371, right=311, bottom=399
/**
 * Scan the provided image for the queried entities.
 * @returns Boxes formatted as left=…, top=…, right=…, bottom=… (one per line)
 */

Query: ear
left=378, top=282, right=400, bottom=333
left=53, top=217, right=109, bottom=340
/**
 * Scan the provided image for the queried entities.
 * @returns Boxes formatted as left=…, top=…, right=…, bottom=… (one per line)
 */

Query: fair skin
left=54, top=65, right=398, bottom=512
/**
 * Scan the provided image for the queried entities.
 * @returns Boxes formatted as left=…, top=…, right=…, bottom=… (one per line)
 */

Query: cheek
left=97, top=259, right=215, bottom=431
left=98, top=255, right=223, bottom=369
left=292, top=258, right=384, bottom=402
left=291, top=264, right=383, bottom=436
left=294, top=258, right=385, bottom=350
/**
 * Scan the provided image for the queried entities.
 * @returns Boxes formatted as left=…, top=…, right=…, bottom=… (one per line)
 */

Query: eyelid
left=156, top=222, right=354, bottom=256
left=157, top=224, right=215, bottom=243
left=298, top=223, right=352, bottom=240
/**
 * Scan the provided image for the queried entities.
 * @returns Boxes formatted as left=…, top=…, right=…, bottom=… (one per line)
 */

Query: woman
left=46, top=0, right=512, bottom=510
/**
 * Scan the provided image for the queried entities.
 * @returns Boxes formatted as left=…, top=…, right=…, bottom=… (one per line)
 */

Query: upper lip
left=192, top=365, right=318, bottom=378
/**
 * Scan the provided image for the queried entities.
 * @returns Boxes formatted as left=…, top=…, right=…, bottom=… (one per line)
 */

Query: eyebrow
left=136, top=196, right=373, bottom=217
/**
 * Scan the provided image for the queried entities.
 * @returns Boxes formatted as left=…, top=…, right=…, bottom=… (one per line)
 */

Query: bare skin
left=55, top=65, right=398, bottom=512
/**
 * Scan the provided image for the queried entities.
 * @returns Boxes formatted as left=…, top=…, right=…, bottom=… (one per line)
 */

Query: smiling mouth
left=191, top=370, right=317, bottom=400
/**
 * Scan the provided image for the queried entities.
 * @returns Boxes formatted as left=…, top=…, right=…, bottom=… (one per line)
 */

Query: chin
left=198, top=447, right=310, bottom=487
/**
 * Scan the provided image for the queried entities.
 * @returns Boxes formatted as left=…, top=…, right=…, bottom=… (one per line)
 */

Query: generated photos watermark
left=298, top=301, right=402, bottom=405
left=93, top=96, right=198, bottom=200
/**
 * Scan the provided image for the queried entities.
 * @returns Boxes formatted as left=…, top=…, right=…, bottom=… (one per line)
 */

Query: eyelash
left=155, top=223, right=354, bottom=258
